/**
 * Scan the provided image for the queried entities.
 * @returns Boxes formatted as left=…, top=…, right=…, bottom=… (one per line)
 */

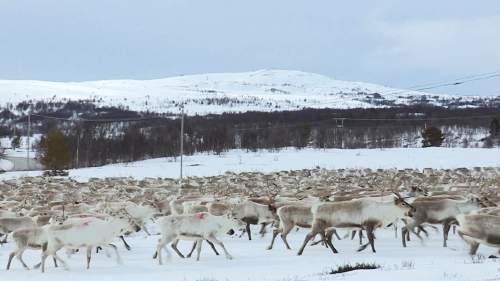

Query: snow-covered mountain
left=0, top=70, right=496, bottom=115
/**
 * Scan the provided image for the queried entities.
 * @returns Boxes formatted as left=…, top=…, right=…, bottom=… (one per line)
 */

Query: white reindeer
left=40, top=209, right=141, bottom=272
left=155, top=212, right=244, bottom=265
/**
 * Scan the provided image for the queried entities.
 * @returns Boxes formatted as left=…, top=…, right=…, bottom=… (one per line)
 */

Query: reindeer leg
left=443, top=221, right=451, bottom=247
left=18, top=250, right=30, bottom=270
left=259, top=223, right=268, bottom=237
left=195, top=239, right=203, bottom=261
left=469, top=242, right=480, bottom=255
left=418, top=226, right=429, bottom=237
left=156, top=238, right=166, bottom=265
left=1, top=233, right=8, bottom=244
left=206, top=235, right=232, bottom=260
left=266, top=228, right=280, bottom=250
left=280, top=225, right=294, bottom=250
left=41, top=243, right=49, bottom=273
left=359, top=229, right=364, bottom=245
left=368, top=231, right=376, bottom=253
left=108, top=244, right=122, bottom=265
left=86, top=247, right=92, bottom=269
left=322, top=230, right=338, bottom=254
left=332, top=229, right=342, bottom=240
left=6, top=251, right=16, bottom=270
left=458, top=230, right=480, bottom=255
left=186, top=241, right=197, bottom=258
left=206, top=240, right=220, bottom=256
left=120, top=236, right=132, bottom=251
left=402, top=226, right=408, bottom=247
left=358, top=224, right=376, bottom=253
left=351, top=230, right=356, bottom=240
left=297, top=231, right=316, bottom=256
left=170, top=239, right=186, bottom=258
left=141, top=224, right=151, bottom=236
left=52, top=253, right=69, bottom=270
left=41, top=253, right=48, bottom=273
left=246, top=223, right=252, bottom=241
left=310, top=239, right=323, bottom=246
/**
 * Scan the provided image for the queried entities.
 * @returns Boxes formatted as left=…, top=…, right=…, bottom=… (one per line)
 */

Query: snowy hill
left=0, top=70, right=496, bottom=115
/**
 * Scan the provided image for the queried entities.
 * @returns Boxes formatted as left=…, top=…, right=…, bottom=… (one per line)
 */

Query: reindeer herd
left=0, top=166, right=499, bottom=273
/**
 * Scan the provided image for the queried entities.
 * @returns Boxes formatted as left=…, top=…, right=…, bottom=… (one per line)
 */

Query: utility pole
left=179, top=106, right=184, bottom=187
left=76, top=122, right=80, bottom=169
left=27, top=113, right=31, bottom=170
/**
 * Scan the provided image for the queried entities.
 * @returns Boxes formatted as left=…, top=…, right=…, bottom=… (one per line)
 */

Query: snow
left=2, top=223, right=500, bottom=281
left=0, top=147, right=498, bottom=181
left=1, top=135, right=42, bottom=155
left=0, top=70, right=495, bottom=115
left=0, top=158, right=13, bottom=171
left=1, top=147, right=499, bottom=280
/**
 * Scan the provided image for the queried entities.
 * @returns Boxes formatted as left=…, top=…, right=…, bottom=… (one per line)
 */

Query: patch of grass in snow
left=328, top=262, right=381, bottom=275
left=275, top=277, right=307, bottom=281
left=471, top=254, right=487, bottom=264
left=401, top=260, right=415, bottom=269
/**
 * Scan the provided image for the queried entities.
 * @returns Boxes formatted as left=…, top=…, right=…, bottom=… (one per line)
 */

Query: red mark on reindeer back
left=196, top=213, right=205, bottom=219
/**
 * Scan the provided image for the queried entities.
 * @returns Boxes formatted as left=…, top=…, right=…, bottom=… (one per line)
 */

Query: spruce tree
left=421, top=126, right=445, bottom=147
left=39, top=128, right=71, bottom=172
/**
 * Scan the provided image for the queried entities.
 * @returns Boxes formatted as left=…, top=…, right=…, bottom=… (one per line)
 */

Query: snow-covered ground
left=0, top=147, right=498, bottom=181
left=0, top=70, right=496, bottom=115
left=1, top=148, right=499, bottom=280
left=2, top=224, right=500, bottom=281
left=0, top=135, right=41, bottom=158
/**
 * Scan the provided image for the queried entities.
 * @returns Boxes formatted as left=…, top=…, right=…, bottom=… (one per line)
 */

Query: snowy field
left=1, top=147, right=499, bottom=280
left=1, top=147, right=499, bottom=181
left=2, top=224, right=500, bottom=281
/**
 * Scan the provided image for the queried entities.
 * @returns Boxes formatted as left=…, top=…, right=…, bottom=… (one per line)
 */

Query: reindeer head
left=392, top=192, right=416, bottom=216
left=224, top=212, right=246, bottom=235
left=50, top=214, right=68, bottom=225
left=107, top=208, right=142, bottom=233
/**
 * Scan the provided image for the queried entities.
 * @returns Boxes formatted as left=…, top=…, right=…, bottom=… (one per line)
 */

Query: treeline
left=1, top=103, right=499, bottom=168
left=0, top=101, right=500, bottom=167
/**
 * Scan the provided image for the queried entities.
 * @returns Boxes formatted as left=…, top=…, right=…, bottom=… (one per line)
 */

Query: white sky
left=0, top=0, right=499, bottom=96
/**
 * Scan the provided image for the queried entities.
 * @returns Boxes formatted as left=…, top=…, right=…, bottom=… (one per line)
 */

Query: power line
left=232, top=114, right=499, bottom=132
left=411, top=73, right=500, bottom=92
left=340, top=114, right=500, bottom=122
left=320, top=70, right=500, bottom=106
left=31, top=111, right=499, bottom=134
left=31, top=114, right=169, bottom=123
left=398, top=70, right=500, bottom=92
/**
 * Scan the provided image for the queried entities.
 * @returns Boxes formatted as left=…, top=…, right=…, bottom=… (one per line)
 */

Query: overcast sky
left=0, top=0, right=499, bottom=95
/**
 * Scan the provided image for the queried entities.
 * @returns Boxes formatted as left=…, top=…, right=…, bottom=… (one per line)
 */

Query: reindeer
left=231, top=200, right=277, bottom=240
left=40, top=209, right=141, bottom=272
left=297, top=193, right=415, bottom=255
left=165, top=203, right=221, bottom=259
left=0, top=216, right=36, bottom=244
left=401, top=196, right=484, bottom=247
left=6, top=215, right=66, bottom=270
left=155, top=212, right=245, bottom=265
left=231, top=183, right=280, bottom=240
left=456, top=214, right=500, bottom=255
left=267, top=204, right=340, bottom=250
